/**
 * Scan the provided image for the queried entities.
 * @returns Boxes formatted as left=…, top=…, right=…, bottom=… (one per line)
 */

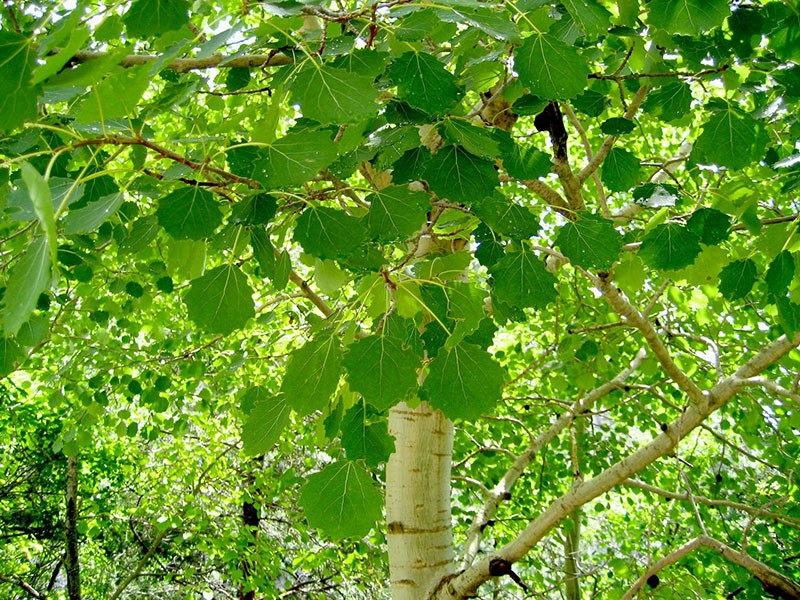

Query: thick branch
left=67, top=50, right=294, bottom=72
left=621, top=535, right=800, bottom=600
left=434, top=333, right=800, bottom=599
left=459, top=348, right=647, bottom=568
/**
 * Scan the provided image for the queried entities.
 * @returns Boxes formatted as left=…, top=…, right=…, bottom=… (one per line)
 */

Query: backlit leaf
left=473, top=194, right=540, bottom=240
left=556, top=212, right=622, bottom=269
left=388, top=51, right=463, bottom=116
left=183, top=265, right=255, bottom=334
left=686, top=208, right=731, bottom=246
left=250, top=130, right=339, bottom=189
left=0, top=32, right=39, bottom=133
left=642, top=81, right=693, bottom=122
left=241, top=389, right=291, bottom=456
left=423, top=342, right=504, bottom=420
left=3, top=236, right=51, bottom=336
left=692, top=107, right=764, bottom=170
left=562, top=0, right=612, bottom=37
left=157, top=186, right=223, bottom=240
left=515, top=33, right=590, bottom=100
left=294, top=207, right=367, bottom=259
left=299, top=461, right=383, bottom=539
left=124, top=0, right=190, bottom=37
left=718, top=259, right=757, bottom=300
left=343, top=334, right=419, bottom=411
left=638, top=223, right=702, bottom=271
left=765, top=251, right=795, bottom=296
left=366, top=186, right=430, bottom=242
left=64, top=192, right=124, bottom=234
left=646, top=0, right=730, bottom=36
left=280, top=333, right=343, bottom=416
left=601, top=148, right=641, bottom=192
left=341, top=403, right=395, bottom=466
left=489, top=249, right=557, bottom=309
left=291, top=63, right=379, bottom=124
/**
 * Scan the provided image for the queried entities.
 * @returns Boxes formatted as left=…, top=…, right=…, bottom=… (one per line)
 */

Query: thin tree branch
left=69, top=137, right=260, bottom=187
left=590, top=64, right=730, bottom=81
left=578, top=85, right=649, bottom=185
left=500, top=174, right=572, bottom=215
left=621, top=535, right=800, bottom=600
left=66, top=50, right=294, bottom=72
left=562, top=103, right=607, bottom=216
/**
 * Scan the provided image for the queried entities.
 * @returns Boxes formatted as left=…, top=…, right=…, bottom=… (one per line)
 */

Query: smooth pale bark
left=65, top=455, right=81, bottom=600
left=386, top=402, right=455, bottom=600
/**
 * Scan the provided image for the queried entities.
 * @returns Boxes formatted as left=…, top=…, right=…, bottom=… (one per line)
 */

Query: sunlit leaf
left=241, top=389, right=292, bottom=456
left=515, top=33, right=590, bottom=100
left=299, top=461, right=383, bottom=539
left=281, top=333, right=343, bottom=416
left=183, top=265, right=255, bottom=334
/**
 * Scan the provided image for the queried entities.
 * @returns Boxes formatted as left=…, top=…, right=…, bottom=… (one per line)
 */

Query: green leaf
left=343, top=334, right=419, bottom=411
left=251, top=228, right=275, bottom=276
left=294, top=207, right=367, bottom=259
left=291, top=63, right=379, bottom=125
left=641, top=81, right=693, bottom=122
left=435, top=5, right=520, bottom=42
left=230, top=193, right=277, bottom=226
left=515, top=33, right=590, bottom=100
left=280, top=333, right=343, bottom=416
left=556, top=212, right=622, bottom=269
left=124, top=0, right=190, bottom=37
left=766, top=251, right=795, bottom=296
left=241, top=389, right=291, bottom=456
left=646, top=0, right=730, bottom=36
left=225, top=67, right=250, bottom=92
left=74, top=65, right=152, bottom=123
left=3, top=236, right=51, bottom=336
left=64, top=192, right=124, bottom=234
left=601, top=148, right=641, bottom=192
left=157, top=186, right=223, bottom=240
left=638, top=223, right=702, bottom=271
left=441, top=119, right=501, bottom=159
left=251, top=130, right=339, bottom=188
left=501, top=142, right=552, bottom=180
left=692, top=107, right=764, bottom=170
left=0, top=337, right=23, bottom=376
left=341, top=403, right=395, bottom=466
left=775, top=296, right=800, bottom=335
left=299, top=461, right=383, bottom=539
left=366, top=185, right=430, bottom=242
left=183, top=265, right=255, bottom=334
left=394, top=146, right=497, bottom=204
left=686, top=208, right=731, bottom=246
left=600, top=117, right=635, bottom=135
left=0, top=32, right=39, bottom=133
left=388, top=52, right=462, bottom=116
left=489, top=249, right=557, bottom=309
left=20, top=163, right=58, bottom=270
left=445, top=282, right=488, bottom=347
left=472, top=194, right=540, bottom=240
left=423, top=343, right=504, bottom=420
left=718, top=259, right=757, bottom=301
left=562, top=0, right=612, bottom=37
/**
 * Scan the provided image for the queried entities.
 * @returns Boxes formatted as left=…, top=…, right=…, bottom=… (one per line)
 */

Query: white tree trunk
left=386, top=401, right=455, bottom=600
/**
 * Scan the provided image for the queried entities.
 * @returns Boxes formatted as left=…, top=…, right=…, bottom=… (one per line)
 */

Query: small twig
left=591, top=64, right=730, bottom=81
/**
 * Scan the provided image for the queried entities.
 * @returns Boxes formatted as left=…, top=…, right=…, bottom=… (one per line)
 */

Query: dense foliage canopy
left=1, top=0, right=800, bottom=598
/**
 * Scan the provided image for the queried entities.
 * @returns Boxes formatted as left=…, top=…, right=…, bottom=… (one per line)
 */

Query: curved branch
left=459, top=348, right=648, bottom=569
left=434, top=333, right=800, bottom=599
left=621, top=535, right=800, bottom=600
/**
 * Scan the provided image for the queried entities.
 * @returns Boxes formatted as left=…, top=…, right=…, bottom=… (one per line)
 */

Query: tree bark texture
left=386, top=402, right=455, bottom=600
left=65, top=455, right=81, bottom=600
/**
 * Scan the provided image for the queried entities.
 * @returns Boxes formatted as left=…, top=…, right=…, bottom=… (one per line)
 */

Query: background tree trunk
left=65, top=455, right=81, bottom=600
left=386, top=402, right=455, bottom=600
